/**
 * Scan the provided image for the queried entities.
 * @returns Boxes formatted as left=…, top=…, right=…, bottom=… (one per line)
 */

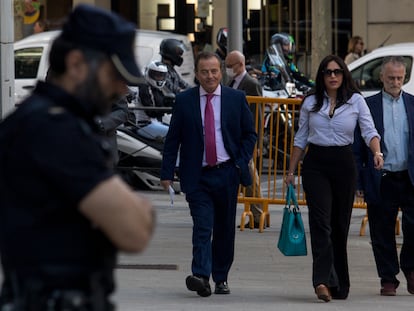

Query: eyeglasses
left=323, top=69, right=344, bottom=77
left=225, top=62, right=238, bottom=69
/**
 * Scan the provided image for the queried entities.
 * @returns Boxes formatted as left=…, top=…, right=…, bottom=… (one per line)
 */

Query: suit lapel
left=237, top=76, right=246, bottom=90
left=191, top=88, right=204, bottom=140
left=371, top=93, right=384, bottom=137
left=403, top=92, right=414, bottom=139
left=220, top=86, right=230, bottom=137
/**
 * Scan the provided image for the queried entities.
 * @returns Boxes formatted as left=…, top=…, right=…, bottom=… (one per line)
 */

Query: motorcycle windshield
left=267, top=44, right=291, bottom=82
left=267, top=44, right=287, bottom=69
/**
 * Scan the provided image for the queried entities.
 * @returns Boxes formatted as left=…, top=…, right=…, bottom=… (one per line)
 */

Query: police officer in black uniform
left=159, top=38, right=191, bottom=94
left=0, top=5, right=154, bottom=311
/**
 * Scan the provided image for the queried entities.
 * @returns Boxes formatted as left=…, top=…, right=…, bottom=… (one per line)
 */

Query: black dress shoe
left=186, top=275, right=211, bottom=297
left=329, top=287, right=349, bottom=299
left=405, top=270, right=414, bottom=294
left=214, top=281, right=230, bottom=294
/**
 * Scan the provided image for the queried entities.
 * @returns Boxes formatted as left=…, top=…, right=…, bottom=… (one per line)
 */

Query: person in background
left=261, top=32, right=314, bottom=92
left=225, top=50, right=262, bottom=95
left=96, top=96, right=130, bottom=166
left=215, top=27, right=229, bottom=84
left=0, top=5, right=154, bottom=310
left=285, top=55, right=383, bottom=302
left=33, top=19, right=49, bottom=33
left=344, top=36, right=364, bottom=65
left=159, top=38, right=191, bottom=94
left=225, top=50, right=263, bottom=229
left=215, top=27, right=228, bottom=61
left=133, top=60, right=173, bottom=141
left=353, top=56, right=414, bottom=296
left=160, top=51, right=256, bottom=297
left=216, top=28, right=256, bottom=82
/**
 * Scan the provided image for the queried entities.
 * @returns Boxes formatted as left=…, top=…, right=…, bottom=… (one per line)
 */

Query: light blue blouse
left=294, top=93, right=380, bottom=149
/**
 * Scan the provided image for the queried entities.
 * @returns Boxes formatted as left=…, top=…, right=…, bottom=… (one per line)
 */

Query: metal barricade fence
left=239, top=96, right=369, bottom=233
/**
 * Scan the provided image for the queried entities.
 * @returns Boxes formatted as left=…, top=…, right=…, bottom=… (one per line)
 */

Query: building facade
left=14, top=0, right=414, bottom=76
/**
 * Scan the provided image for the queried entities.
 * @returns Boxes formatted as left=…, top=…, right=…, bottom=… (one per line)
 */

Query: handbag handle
left=285, top=184, right=299, bottom=209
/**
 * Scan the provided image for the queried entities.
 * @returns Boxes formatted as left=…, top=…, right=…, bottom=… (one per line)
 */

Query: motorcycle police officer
left=261, top=32, right=314, bottom=93
left=159, top=38, right=191, bottom=94
left=0, top=5, right=154, bottom=311
left=132, top=61, right=173, bottom=141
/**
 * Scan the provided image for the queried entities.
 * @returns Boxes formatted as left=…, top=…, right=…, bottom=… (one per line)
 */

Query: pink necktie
left=205, top=94, right=217, bottom=166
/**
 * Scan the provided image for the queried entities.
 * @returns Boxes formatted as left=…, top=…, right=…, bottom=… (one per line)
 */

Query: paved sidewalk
left=114, top=191, right=412, bottom=311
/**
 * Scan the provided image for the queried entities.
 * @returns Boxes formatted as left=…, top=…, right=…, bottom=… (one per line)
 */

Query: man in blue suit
left=353, top=56, right=414, bottom=296
left=161, top=51, right=257, bottom=297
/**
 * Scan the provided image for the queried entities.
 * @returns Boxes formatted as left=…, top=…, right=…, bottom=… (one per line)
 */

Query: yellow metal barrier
left=239, top=96, right=374, bottom=233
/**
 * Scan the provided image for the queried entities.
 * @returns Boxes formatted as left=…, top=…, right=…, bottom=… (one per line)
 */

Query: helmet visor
left=149, top=69, right=167, bottom=86
left=149, top=69, right=166, bottom=79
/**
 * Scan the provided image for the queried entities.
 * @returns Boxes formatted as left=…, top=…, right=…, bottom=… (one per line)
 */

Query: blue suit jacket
left=160, top=85, right=257, bottom=194
left=353, top=91, right=414, bottom=204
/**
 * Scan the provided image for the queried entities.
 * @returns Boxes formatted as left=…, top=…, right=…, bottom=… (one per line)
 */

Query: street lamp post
left=227, top=0, right=243, bottom=53
left=0, top=0, right=15, bottom=119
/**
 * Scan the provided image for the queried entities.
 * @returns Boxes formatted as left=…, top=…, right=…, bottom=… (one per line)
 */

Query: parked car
left=347, top=42, right=414, bottom=97
left=14, top=29, right=195, bottom=104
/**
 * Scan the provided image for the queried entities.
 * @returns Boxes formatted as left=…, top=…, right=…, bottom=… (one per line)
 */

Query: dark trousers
left=185, top=163, right=240, bottom=283
left=368, top=170, right=414, bottom=286
left=302, top=144, right=356, bottom=294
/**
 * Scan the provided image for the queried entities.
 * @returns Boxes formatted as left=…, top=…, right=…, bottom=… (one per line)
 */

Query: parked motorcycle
left=259, top=44, right=307, bottom=171
left=115, top=105, right=180, bottom=192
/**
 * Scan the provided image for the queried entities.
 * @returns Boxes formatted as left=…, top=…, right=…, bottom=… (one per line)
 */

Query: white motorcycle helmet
left=145, top=61, right=168, bottom=89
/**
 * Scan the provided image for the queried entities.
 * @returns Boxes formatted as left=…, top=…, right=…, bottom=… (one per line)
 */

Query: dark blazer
left=161, top=85, right=257, bottom=193
left=228, top=72, right=262, bottom=132
left=236, top=73, right=263, bottom=97
left=353, top=91, right=414, bottom=204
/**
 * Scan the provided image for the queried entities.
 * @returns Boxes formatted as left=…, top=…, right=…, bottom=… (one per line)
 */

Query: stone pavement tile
left=1, top=191, right=410, bottom=310
left=114, top=192, right=412, bottom=310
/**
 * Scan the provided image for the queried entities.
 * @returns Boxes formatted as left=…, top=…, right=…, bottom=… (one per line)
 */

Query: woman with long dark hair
left=285, top=55, right=383, bottom=302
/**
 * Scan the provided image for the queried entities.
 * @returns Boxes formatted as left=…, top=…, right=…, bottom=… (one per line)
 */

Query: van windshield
left=15, top=47, right=43, bottom=79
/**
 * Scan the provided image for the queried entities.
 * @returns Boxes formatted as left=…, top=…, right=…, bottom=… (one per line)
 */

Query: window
left=351, top=56, right=412, bottom=92
left=15, top=47, right=43, bottom=79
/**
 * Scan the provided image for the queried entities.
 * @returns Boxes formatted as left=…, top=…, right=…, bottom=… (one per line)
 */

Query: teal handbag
left=277, top=184, right=307, bottom=256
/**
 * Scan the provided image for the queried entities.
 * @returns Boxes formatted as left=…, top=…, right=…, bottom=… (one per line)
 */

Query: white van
left=348, top=42, right=414, bottom=97
left=14, top=29, right=195, bottom=103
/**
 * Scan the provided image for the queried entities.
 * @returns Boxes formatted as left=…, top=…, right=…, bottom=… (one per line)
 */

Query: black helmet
left=270, top=32, right=295, bottom=60
left=159, top=38, right=186, bottom=67
left=216, top=27, right=228, bottom=55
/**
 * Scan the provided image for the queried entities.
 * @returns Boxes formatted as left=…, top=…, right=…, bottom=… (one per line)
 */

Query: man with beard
left=0, top=4, right=154, bottom=311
